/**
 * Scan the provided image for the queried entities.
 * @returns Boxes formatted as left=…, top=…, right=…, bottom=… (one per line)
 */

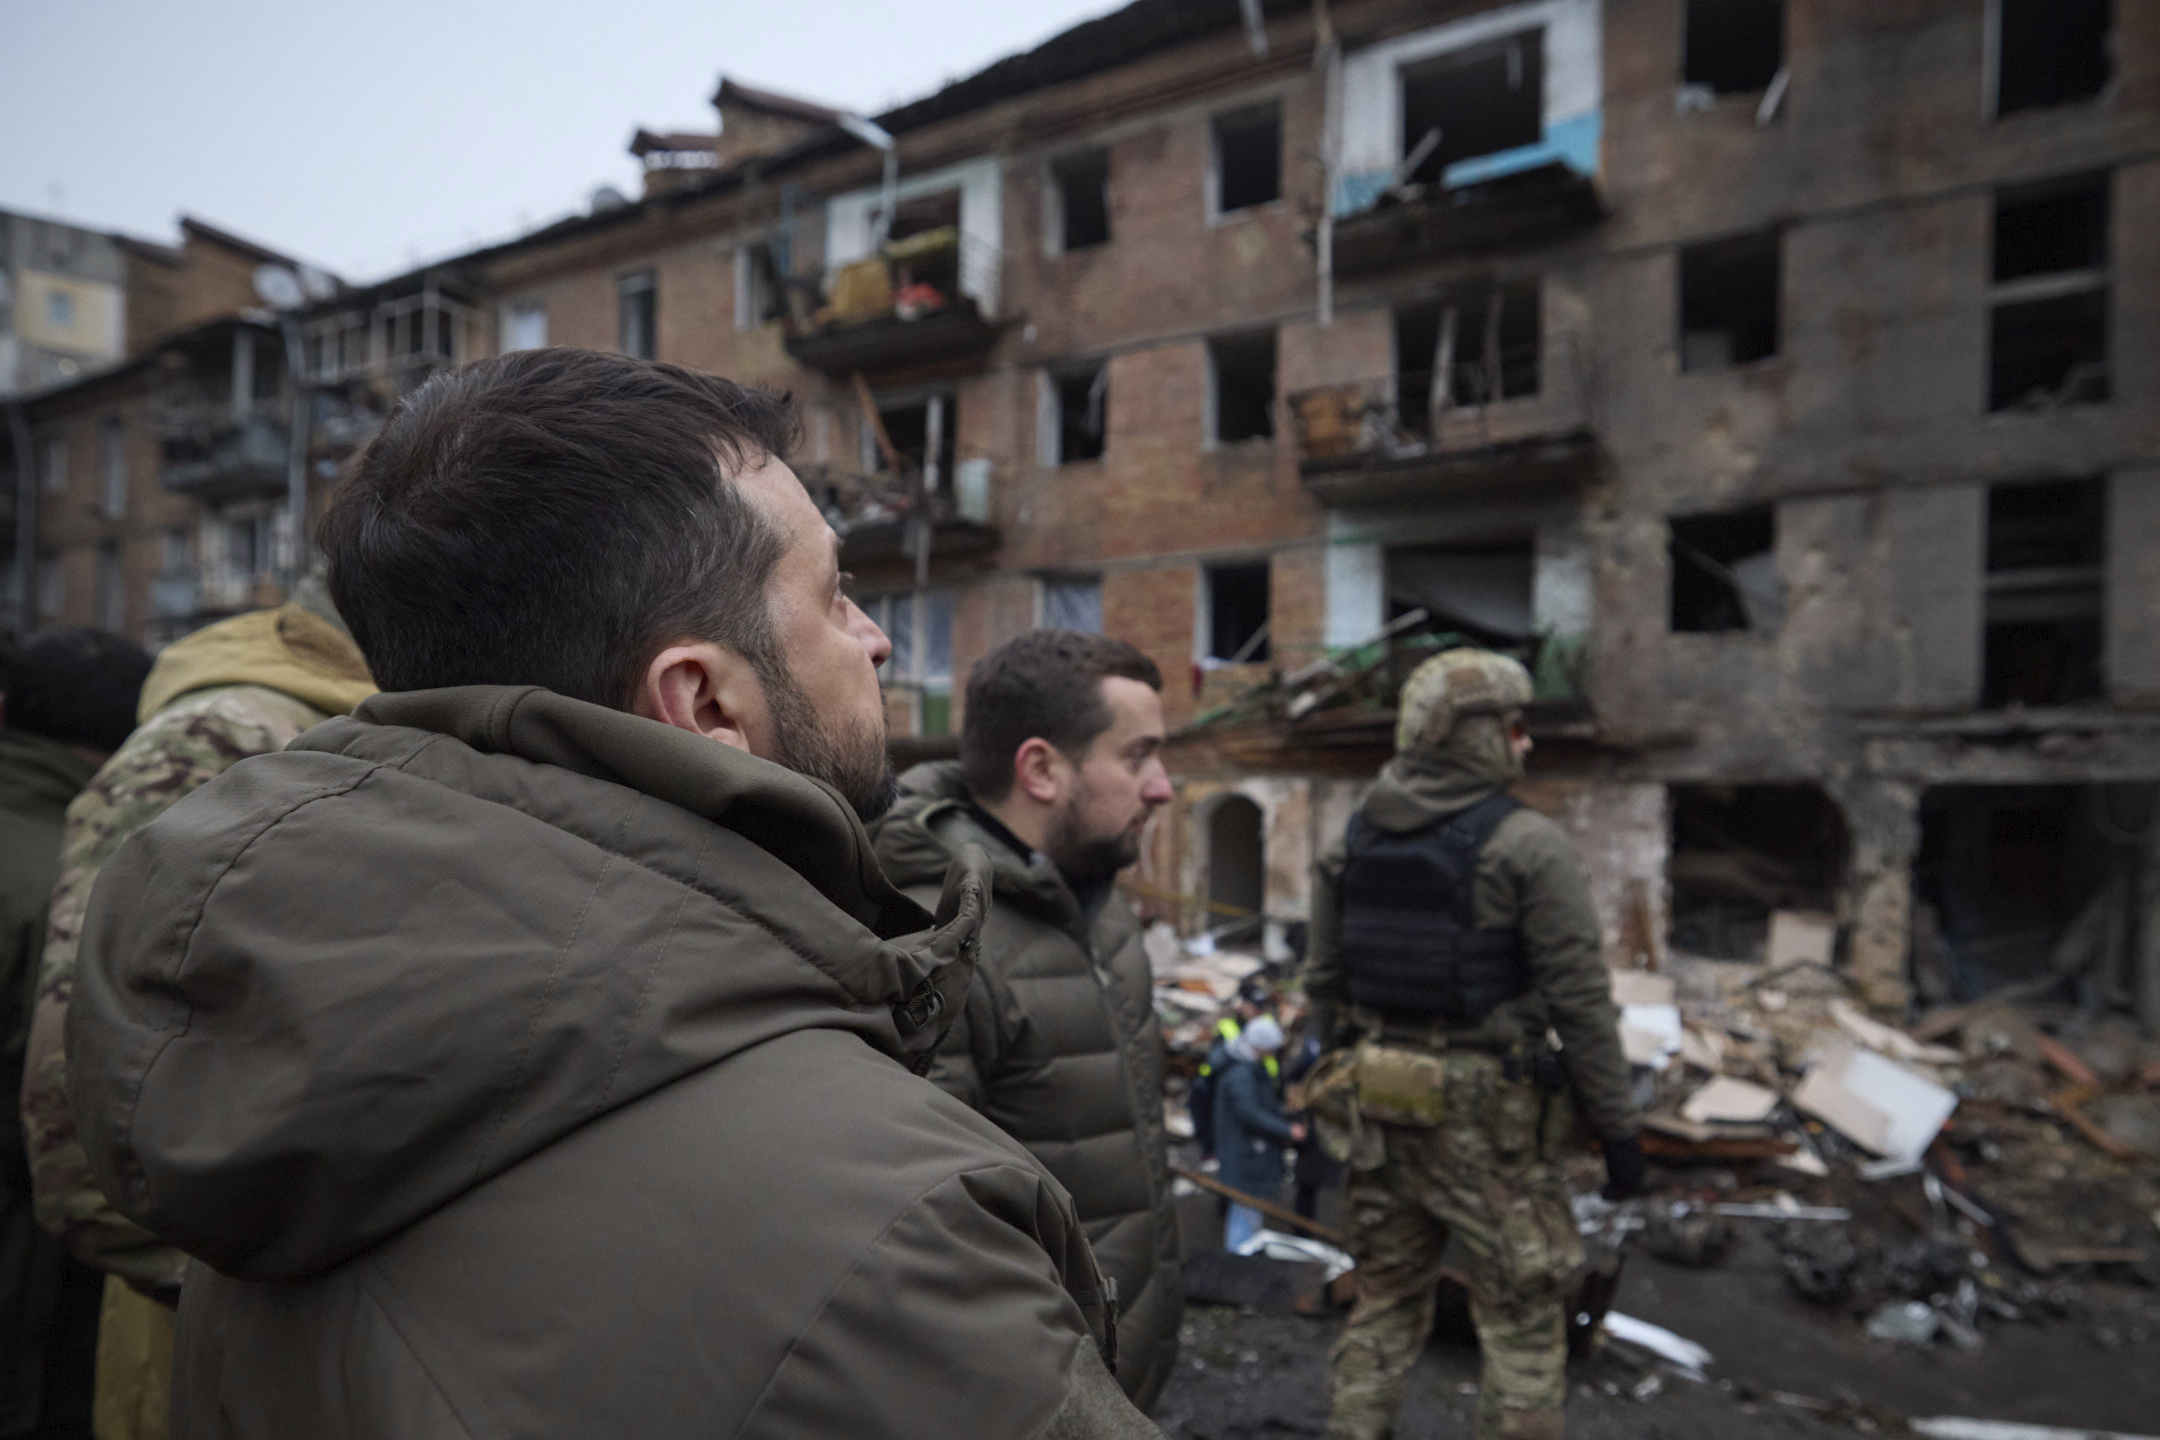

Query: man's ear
left=1011, top=736, right=1067, bottom=806
left=632, top=642, right=771, bottom=755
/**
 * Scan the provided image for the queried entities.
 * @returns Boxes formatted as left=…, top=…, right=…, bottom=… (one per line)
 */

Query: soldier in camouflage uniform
left=20, top=590, right=372, bottom=1440
left=1302, top=649, right=1643, bottom=1440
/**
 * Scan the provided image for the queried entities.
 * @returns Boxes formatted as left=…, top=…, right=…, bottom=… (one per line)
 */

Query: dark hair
left=960, top=630, right=1163, bottom=802
left=7, top=627, right=153, bottom=753
left=320, top=349, right=800, bottom=707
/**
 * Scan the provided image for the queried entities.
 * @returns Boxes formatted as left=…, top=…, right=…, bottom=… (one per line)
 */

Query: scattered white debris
left=1232, top=1228, right=1355, bottom=1281
left=1601, top=1312, right=1713, bottom=1379
left=1620, top=1003, right=1684, bottom=1070
left=1765, top=910, right=1836, bottom=970
left=1911, top=1420, right=2160, bottom=1440
left=1792, top=1038, right=1957, bottom=1161
left=1681, top=1075, right=1782, bottom=1125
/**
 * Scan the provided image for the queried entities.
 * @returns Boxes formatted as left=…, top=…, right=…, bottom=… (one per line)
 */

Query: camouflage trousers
left=1326, top=1052, right=1583, bottom=1440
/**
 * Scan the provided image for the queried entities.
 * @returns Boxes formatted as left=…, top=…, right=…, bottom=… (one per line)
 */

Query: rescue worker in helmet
left=1301, top=648, right=1643, bottom=1440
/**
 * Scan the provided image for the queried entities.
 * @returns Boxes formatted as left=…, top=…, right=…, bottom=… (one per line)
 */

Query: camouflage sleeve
left=21, top=687, right=319, bottom=1287
left=1504, top=814, right=1637, bottom=1141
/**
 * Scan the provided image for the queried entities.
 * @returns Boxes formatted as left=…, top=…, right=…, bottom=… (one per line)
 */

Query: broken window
left=1668, top=783, right=1848, bottom=961
left=1213, top=102, right=1280, bottom=214
left=1393, top=281, right=1541, bottom=430
left=1983, top=477, right=2105, bottom=707
left=1385, top=543, right=1534, bottom=646
left=1203, top=561, right=1271, bottom=664
left=863, top=590, right=956, bottom=735
left=1683, top=0, right=1783, bottom=95
left=1988, top=173, right=2109, bottom=412
left=1669, top=506, right=1779, bottom=633
left=866, top=391, right=957, bottom=493
left=1051, top=150, right=1111, bottom=252
left=1914, top=783, right=2149, bottom=1004
left=617, top=270, right=656, bottom=360
left=1993, top=0, right=2111, bottom=117
left=39, top=436, right=66, bottom=495
left=1400, top=28, right=1544, bottom=188
left=1208, top=330, right=1276, bottom=444
left=1047, top=363, right=1107, bottom=464
left=739, top=243, right=787, bottom=328
left=1039, top=574, right=1103, bottom=632
left=1679, top=231, right=1780, bottom=369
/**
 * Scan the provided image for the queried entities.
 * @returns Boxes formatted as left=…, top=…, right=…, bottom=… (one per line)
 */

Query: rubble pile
left=1618, top=909, right=2160, bottom=1352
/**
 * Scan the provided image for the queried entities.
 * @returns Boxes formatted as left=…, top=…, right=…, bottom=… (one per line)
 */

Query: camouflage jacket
left=22, top=602, right=372, bottom=1290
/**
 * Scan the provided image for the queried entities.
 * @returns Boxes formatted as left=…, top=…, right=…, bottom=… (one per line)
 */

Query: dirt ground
left=1151, top=1196, right=2160, bottom=1439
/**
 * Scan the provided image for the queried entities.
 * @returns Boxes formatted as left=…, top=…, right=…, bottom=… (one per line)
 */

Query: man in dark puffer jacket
left=872, top=631, right=1183, bottom=1409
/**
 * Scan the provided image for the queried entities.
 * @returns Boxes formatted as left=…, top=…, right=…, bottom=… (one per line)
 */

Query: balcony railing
left=785, top=229, right=1003, bottom=377
left=1286, top=357, right=1597, bottom=509
left=157, top=406, right=289, bottom=500
left=1326, top=161, right=1602, bottom=277
left=803, top=458, right=997, bottom=575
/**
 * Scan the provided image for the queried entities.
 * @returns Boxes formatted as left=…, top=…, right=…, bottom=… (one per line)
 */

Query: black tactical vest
left=1338, top=791, right=1531, bottom=1021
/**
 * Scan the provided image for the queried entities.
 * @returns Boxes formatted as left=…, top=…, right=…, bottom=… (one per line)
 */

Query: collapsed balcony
left=1326, top=161, right=1603, bottom=276
left=784, top=226, right=1003, bottom=377
left=801, top=459, right=997, bottom=577
left=1286, top=339, right=1597, bottom=509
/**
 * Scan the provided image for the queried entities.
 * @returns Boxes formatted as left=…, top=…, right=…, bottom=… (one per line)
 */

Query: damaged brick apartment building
left=9, top=0, right=2158, bottom=1022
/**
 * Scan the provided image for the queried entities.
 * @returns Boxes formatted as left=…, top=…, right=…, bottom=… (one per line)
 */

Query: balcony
left=1287, top=362, right=1598, bottom=511
left=804, top=458, right=997, bottom=577
left=784, top=228, right=1002, bottom=378
left=1327, top=161, right=1601, bottom=277
left=158, top=408, right=289, bottom=500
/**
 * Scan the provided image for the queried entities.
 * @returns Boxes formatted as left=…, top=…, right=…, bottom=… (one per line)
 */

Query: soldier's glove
left=1600, top=1134, right=1648, bottom=1201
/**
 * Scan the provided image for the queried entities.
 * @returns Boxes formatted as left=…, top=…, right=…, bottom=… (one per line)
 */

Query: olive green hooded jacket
left=66, top=688, right=1157, bottom=1440
left=1304, top=726, right=1637, bottom=1142
left=872, top=761, right=1183, bottom=1412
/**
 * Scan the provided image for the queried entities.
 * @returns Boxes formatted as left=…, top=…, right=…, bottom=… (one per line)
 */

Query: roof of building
left=710, top=75, right=849, bottom=126
left=177, top=216, right=305, bottom=270
left=629, top=129, right=720, bottom=158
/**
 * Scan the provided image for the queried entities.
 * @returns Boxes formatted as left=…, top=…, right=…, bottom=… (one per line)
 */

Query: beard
left=759, top=659, right=898, bottom=823
left=1043, top=780, right=1145, bottom=888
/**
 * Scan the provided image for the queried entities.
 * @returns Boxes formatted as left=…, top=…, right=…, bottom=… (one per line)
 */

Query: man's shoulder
left=1488, top=803, right=1578, bottom=869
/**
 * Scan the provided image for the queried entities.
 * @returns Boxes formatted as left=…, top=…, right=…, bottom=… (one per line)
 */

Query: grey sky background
left=1, top=0, right=1124, bottom=282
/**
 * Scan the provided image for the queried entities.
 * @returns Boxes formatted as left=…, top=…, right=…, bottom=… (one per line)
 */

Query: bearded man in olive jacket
left=62, top=351, right=1161, bottom=1440
left=872, top=631, right=1183, bottom=1409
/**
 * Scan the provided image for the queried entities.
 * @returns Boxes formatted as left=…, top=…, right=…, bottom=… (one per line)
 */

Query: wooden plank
left=1172, top=1166, right=1345, bottom=1246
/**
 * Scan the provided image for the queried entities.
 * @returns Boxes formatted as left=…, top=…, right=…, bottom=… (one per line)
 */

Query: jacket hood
left=136, top=605, right=375, bottom=722
left=874, top=760, right=1081, bottom=932
left=69, top=686, right=986, bottom=1280
left=1363, top=736, right=1514, bottom=833
left=0, top=726, right=99, bottom=818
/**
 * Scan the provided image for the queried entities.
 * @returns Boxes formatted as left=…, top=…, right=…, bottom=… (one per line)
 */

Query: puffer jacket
left=1305, top=736, right=1637, bottom=1142
left=872, top=761, right=1183, bottom=1411
left=65, top=687, right=1156, bottom=1440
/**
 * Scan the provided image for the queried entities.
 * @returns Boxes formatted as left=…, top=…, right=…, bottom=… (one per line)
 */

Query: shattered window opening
left=1669, top=506, right=1779, bottom=634
left=617, top=270, right=657, bottom=360
left=1668, top=783, right=1849, bottom=962
left=866, top=392, right=957, bottom=492
left=1993, top=0, right=2111, bottom=117
left=1384, top=542, right=1534, bottom=647
left=1982, top=478, right=2105, bottom=708
left=1204, top=561, right=1271, bottom=664
left=1399, top=28, right=1544, bottom=188
left=1208, top=330, right=1277, bottom=445
left=1392, top=281, right=1541, bottom=432
left=740, top=241, right=789, bottom=327
left=1050, top=363, right=1108, bottom=464
left=1679, top=231, right=1780, bottom=370
left=1988, top=174, right=2109, bottom=412
left=1682, top=0, right=1784, bottom=95
left=1051, top=150, right=1111, bottom=252
left=1213, top=102, right=1281, bottom=214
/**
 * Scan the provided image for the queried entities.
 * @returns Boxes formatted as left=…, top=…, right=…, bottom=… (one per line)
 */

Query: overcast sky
left=1, top=0, right=1126, bottom=282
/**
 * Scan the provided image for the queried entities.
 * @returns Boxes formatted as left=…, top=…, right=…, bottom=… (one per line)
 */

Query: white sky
left=0, top=0, right=1128, bottom=282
